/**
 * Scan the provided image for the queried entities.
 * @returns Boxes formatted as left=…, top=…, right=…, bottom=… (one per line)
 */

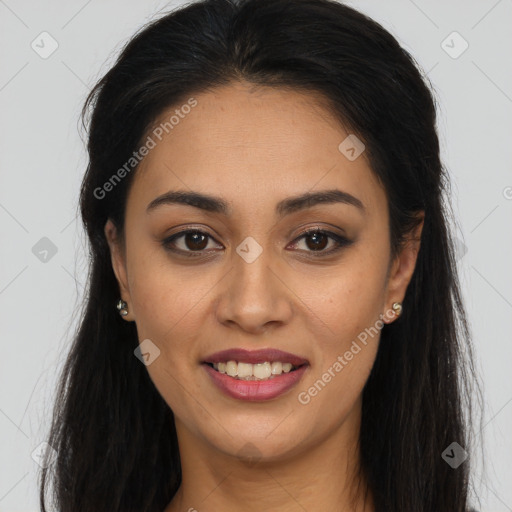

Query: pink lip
left=203, top=363, right=309, bottom=401
left=203, top=348, right=309, bottom=366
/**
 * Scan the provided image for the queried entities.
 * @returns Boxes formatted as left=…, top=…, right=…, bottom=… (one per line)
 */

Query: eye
left=162, top=229, right=222, bottom=257
left=288, top=228, right=353, bottom=256
left=162, top=227, right=353, bottom=258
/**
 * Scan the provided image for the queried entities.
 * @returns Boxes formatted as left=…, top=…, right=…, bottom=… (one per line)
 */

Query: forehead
left=129, top=81, right=386, bottom=217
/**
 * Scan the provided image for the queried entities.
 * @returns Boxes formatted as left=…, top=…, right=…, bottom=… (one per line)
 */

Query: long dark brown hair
left=39, top=0, right=482, bottom=510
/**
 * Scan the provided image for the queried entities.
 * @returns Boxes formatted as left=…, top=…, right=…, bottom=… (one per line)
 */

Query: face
left=106, top=81, right=422, bottom=464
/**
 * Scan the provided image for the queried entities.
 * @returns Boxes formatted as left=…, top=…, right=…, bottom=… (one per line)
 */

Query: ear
left=104, top=219, right=135, bottom=321
left=383, top=212, right=424, bottom=324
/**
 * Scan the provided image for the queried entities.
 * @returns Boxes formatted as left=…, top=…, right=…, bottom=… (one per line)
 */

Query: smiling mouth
left=205, top=361, right=304, bottom=381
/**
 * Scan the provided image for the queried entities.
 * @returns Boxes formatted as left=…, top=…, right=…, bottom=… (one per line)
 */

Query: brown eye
left=162, top=229, right=221, bottom=256
left=303, top=231, right=329, bottom=251
left=290, top=229, right=353, bottom=256
left=182, top=231, right=209, bottom=251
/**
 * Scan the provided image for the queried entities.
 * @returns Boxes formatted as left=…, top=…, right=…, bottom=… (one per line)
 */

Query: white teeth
left=282, top=363, right=292, bottom=373
left=226, top=361, right=238, bottom=377
left=253, top=362, right=272, bottom=379
left=271, top=361, right=282, bottom=374
left=211, top=360, right=299, bottom=380
left=237, top=362, right=253, bottom=378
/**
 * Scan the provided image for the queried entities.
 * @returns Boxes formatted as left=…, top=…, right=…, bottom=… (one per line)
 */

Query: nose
left=214, top=246, right=293, bottom=335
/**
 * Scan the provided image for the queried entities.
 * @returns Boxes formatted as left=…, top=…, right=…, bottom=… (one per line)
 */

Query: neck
left=165, top=402, right=374, bottom=512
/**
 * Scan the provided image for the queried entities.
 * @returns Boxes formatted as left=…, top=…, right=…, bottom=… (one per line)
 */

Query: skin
left=105, top=81, right=423, bottom=512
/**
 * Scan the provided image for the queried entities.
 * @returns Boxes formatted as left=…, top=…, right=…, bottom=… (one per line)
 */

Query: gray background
left=1, top=0, right=511, bottom=510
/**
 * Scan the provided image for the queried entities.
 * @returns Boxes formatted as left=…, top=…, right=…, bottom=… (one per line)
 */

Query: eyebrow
left=146, top=189, right=365, bottom=216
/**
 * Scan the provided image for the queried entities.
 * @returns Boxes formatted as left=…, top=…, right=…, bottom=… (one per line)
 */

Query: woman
left=39, top=0, right=482, bottom=510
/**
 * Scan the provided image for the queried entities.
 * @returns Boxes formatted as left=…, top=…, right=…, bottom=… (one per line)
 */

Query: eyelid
left=161, top=225, right=353, bottom=257
left=161, top=226, right=222, bottom=256
left=287, top=227, right=352, bottom=255
left=292, top=224, right=346, bottom=240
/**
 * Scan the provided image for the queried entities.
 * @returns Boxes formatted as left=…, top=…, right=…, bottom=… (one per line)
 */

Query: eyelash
left=161, top=227, right=353, bottom=258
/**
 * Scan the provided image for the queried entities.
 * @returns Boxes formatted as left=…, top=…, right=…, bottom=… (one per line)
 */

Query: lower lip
left=202, top=363, right=308, bottom=401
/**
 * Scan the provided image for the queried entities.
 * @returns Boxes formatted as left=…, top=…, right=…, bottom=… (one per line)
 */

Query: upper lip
left=203, top=348, right=309, bottom=366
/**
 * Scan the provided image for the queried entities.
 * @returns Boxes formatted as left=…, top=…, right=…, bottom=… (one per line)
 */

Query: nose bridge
left=215, top=235, right=292, bottom=331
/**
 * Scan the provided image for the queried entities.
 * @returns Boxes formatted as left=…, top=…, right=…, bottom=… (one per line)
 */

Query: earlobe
left=104, top=219, right=134, bottom=321
left=383, top=214, right=424, bottom=323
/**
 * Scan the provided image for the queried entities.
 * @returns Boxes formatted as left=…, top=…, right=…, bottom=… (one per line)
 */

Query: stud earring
left=392, top=301, right=402, bottom=317
left=116, top=299, right=128, bottom=317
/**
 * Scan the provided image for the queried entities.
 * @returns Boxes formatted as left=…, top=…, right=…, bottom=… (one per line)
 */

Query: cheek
left=299, top=254, right=387, bottom=347
left=124, top=243, right=212, bottom=366
left=293, top=248, right=387, bottom=405
left=125, top=253, right=211, bottom=415
left=292, top=290, right=384, bottom=432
